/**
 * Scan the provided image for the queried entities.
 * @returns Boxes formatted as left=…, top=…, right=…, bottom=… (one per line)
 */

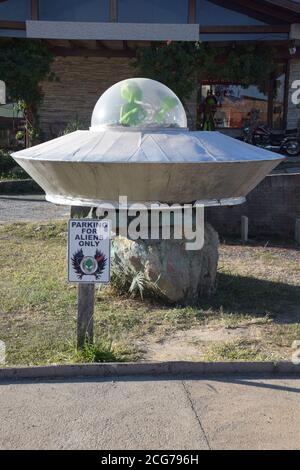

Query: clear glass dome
left=91, top=78, right=187, bottom=130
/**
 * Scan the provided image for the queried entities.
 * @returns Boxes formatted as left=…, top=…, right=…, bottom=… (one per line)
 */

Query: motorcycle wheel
left=285, top=141, right=300, bottom=156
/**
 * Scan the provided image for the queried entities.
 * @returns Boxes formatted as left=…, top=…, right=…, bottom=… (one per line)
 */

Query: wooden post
left=31, top=0, right=39, bottom=20
left=77, top=283, right=95, bottom=349
left=295, top=218, right=300, bottom=245
left=241, top=215, right=249, bottom=243
left=188, top=0, right=196, bottom=23
left=70, top=206, right=95, bottom=349
left=109, top=0, right=118, bottom=22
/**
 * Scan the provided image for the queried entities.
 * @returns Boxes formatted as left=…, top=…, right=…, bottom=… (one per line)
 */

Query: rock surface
left=112, top=223, right=219, bottom=304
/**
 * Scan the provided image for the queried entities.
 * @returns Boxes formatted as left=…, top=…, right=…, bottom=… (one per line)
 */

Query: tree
left=133, top=41, right=278, bottom=129
left=0, top=38, right=56, bottom=146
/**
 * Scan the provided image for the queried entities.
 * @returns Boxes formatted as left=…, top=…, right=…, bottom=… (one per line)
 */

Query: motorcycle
left=241, top=124, right=300, bottom=157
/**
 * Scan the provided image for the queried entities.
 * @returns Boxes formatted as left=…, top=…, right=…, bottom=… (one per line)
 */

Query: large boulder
left=111, top=223, right=219, bottom=304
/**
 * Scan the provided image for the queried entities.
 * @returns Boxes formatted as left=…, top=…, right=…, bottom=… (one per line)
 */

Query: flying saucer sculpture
left=11, top=78, right=283, bottom=207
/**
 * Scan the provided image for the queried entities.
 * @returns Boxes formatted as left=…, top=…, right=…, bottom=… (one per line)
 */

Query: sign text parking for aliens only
left=68, top=220, right=110, bottom=283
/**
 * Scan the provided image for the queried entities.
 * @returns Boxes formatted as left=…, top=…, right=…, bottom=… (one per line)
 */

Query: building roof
left=210, top=0, right=300, bottom=23
left=266, top=0, right=300, bottom=12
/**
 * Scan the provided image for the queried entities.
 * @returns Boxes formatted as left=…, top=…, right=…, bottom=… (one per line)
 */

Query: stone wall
left=286, top=58, right=300, bottom=130
left=39, top=56, right=136, bottom=138
left=205, top=172, right=300, bottom=239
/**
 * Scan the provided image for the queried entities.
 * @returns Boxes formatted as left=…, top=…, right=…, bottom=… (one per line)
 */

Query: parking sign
left=68, top=219, right=110, bottom=283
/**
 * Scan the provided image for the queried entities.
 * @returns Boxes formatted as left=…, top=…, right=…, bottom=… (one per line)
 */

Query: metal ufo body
left=11, top=78, right=283, bottom=207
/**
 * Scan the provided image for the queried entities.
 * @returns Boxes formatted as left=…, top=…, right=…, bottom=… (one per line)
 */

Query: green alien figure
left=154, top=96, right=178, bottom=125
left=119, top=81, right=147, bottom=126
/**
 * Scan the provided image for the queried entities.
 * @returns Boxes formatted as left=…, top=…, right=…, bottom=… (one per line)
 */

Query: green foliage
left=15, top=130, right=24, bottom=141
left=0, top=148, right=27, bottom=179
left=220, top=44, right=278, bottom=95
left=0, top=38, right=55, bottom=107
left=111, top=264, right=163, bottom=300
left=203, top=340, right=269, bottom=362
left=0, top=39, right=56, bottom=146
left=16, top=99, right=42, bottom=142
left=133, top=41, right=278, bottom=103
left=133, top=42, right=201, bottom=102
left=129, top=272, right=148, bottom=299
left=75, top=340, right=137, bottom=363
left=0, top=148, right=15, bottom=173
left=61, top=116, right=85, bottom=135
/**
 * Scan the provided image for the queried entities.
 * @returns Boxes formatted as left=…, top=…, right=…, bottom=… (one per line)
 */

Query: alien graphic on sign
left=71, top=248, right=107, bottom=280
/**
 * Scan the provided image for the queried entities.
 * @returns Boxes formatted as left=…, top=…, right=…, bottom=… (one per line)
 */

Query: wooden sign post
left=69, top=209, right=111, bottom=349
left=241, top=215, right=249, bottom=243
left=77, top=283, right=95, bottom=348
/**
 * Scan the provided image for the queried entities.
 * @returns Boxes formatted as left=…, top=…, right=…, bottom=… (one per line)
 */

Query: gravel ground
left=0, top=196, right=69, bottom=222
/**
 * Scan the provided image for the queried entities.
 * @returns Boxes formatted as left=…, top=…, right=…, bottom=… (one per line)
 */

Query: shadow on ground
left=219, top=237, right=300, bottom=250
left=0, top=375, right=299, bottom=394
left=196, top=272, right=300, bottom=323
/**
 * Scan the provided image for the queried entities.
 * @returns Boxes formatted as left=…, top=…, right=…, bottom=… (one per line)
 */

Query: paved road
left=0, top=195, right=69, bottom=222
left=0, top=375, right=299, bottom=450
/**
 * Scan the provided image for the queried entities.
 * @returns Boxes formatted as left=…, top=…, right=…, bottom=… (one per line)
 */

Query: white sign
left=68, top=219, right=110, bottom=283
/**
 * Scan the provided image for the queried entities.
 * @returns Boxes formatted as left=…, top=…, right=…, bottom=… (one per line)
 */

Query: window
left=118, top=0, right=189, bottom=23
left=39, top=0, right=110, bottom=22
left=197, top=1, right=288, bottom=41
left=0, top=0, right=31, bottom=20
left=197, top=0, right=265, bottom=26
left=200, top=83, right=268, bottom=129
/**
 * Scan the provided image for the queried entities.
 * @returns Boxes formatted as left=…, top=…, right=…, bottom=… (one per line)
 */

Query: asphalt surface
left=0, top=195, right=69, bottom=222
left=0, top=375, right=299, bottom=450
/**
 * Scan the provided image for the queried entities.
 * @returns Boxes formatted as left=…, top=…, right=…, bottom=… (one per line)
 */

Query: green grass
left=219, top=312, right=272, bottom=330
left=0, top=221, right=300, bottom=365
left=203, top=340, right=271, bottom=362
left=74, top=340, right=138, bottom=363
left=0, top=221, right=200, bottom=365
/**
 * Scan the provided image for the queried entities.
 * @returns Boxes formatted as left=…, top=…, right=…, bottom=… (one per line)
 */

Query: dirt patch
left=140, top=325, right=263, bottom=361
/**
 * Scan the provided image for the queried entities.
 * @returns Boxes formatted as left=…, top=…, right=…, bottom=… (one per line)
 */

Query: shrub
left=0, top=148, right=27, bottom=178
left=61, top=116, right=85, bottom=135
left=0, top=148, right=15, bottom=173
